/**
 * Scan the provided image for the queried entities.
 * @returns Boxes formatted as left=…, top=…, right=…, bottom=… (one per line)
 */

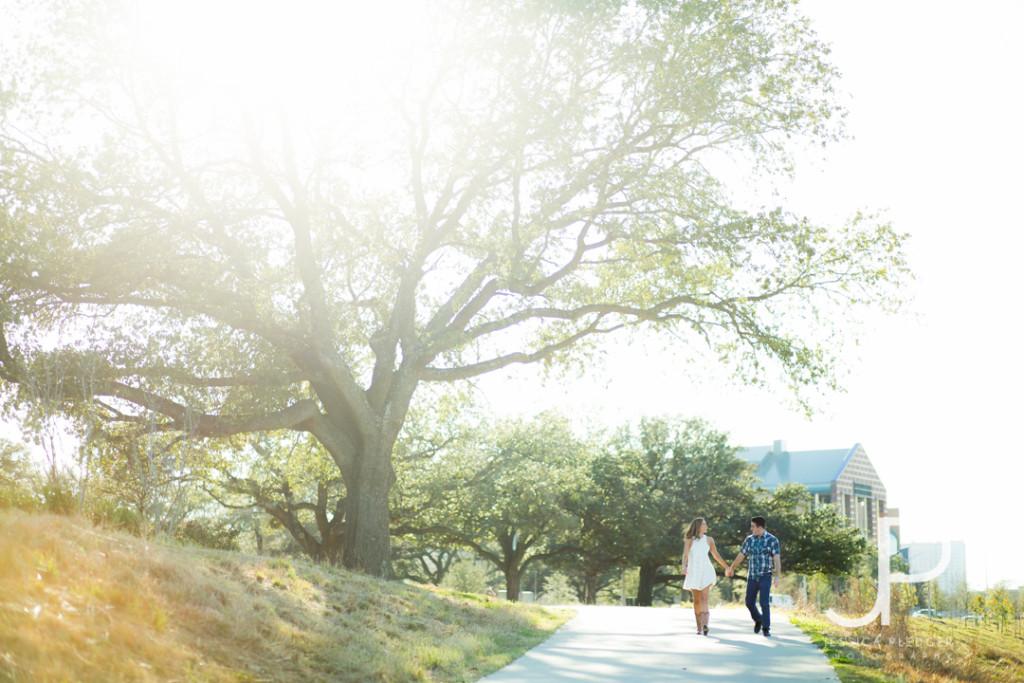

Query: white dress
left=683, top=535, right=717, bottom=590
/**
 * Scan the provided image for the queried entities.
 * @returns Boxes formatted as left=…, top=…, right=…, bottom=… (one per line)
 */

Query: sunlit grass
left=792, top=611, right=1024, bottom=682
left=0, top=510, right=572, bottom=681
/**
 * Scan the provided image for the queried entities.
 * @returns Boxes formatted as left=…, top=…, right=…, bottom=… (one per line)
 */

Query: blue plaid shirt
left=741, top=531, right=780, bottom=578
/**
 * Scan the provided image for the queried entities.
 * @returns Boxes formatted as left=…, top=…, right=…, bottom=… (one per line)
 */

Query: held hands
left=724, top=567, right=734, bottom=578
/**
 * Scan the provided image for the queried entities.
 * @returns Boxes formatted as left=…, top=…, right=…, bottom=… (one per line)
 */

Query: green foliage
left=173, top=517, right=242, bottom=552
left=985, top=584, right=1014, bottom=632
left=571, top=416, right=756, bottom=568
left=40, top=472, right=78, bottom=515
left=764, top=483, right=867, bottom=576
left=539, top=572, right=580, bottom=605
left=391, top=540, right=459, bottom=586
left=557, top=416, right=758, bottom=605
left=0, top=438, right=39, bottom=509
left=805, top=573, right=838, bottom=611
left=918, top=579, right=946, bottom=611
left=948, top=579, right=972, bottom=618
left=85, top=427, right=217, bottom=534
left=209, top=431, right=347, bottom=565
left=422, top=412, right=588, bottom=600
left=88, top=497, right=145, bottom=535
left=891, top=582, right=918, bottom=616
left=969, top=593, right=987, bottom=622
left=440, top=557, right=500, bottom=596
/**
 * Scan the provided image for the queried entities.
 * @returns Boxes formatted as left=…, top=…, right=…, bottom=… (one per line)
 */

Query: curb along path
left=481, top=605, right=839, bottom=682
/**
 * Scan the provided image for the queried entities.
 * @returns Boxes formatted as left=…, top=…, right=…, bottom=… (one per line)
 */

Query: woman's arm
left=727, top=550, right=745, bottom=577
left=707, top=537, right=729, bottom=570
left=681, top=537, right=693, bottom=573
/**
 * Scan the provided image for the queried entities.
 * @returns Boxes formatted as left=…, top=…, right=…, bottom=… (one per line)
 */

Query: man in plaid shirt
left=726, top=516, right=781, bottom=637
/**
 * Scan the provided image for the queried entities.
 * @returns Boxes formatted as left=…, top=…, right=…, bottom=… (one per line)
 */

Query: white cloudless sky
left=479, top=0, right=1024, bottom=590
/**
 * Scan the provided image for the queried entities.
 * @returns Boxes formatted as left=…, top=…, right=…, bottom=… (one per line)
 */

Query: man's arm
left=772, top=553, right=781, bottom=587
left=727, top=551, right=745, bottom=578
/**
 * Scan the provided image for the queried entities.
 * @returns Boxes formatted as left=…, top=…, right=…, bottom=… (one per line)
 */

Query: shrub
left=539, top=572, right=579, bottom=605
left=89, top=498, right=146, bottom=535
left=40, top=474, right=78, bottom=515
left=173, top=518, right=241, bottom=551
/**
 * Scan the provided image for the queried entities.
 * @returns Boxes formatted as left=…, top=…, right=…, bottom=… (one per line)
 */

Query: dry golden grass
left=0, top=510, right=572, bottom=682
left=792, top=611, right=1024, bottom=683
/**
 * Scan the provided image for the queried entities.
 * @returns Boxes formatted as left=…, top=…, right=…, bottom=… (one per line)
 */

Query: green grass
left=791, top=611, right=1024, bottom=683
left=0, top=509, right=573, bottom=682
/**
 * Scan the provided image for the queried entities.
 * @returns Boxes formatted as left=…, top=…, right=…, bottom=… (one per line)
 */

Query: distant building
left=737, top=440, right=888, bottom=540
left=900, top=541, right=967, bottom=594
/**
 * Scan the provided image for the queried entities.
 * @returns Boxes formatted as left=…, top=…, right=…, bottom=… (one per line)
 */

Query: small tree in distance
left=986, top=584, right=1014, bottom=633
left=412, top=412, right=586, bottom=602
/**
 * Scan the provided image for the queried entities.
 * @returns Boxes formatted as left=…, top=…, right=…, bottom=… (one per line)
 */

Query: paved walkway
left=481, top=605, right=839, bottom=682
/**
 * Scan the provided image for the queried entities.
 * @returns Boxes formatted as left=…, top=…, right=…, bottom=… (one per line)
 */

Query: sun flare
left=131, top=1, right=424, bottom=120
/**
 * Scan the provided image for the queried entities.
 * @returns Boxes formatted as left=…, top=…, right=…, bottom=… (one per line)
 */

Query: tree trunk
left=584, top=571, right=599, bottom=605
left=636, top=562, right=658, bottom=606
left=323, top=527, right=345, bottom=566
left=314, top=481, right=346, bottom=567
left=505, top=566, right=522, bottom=602
left=341, top=437, right=395, bottom=576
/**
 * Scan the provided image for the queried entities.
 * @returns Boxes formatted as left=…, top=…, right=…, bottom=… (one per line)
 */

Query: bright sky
left=479, top=0, right=1024, bottom=590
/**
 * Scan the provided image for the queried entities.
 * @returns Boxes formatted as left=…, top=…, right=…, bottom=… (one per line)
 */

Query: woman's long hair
left=685, top=517, right=705, bottom=540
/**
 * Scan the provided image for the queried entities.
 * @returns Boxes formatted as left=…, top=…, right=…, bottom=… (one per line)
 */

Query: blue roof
left=737, top=445, right=858, bottom=494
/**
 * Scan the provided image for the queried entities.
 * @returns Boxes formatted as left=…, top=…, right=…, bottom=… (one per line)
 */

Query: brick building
left=737, top=441, right=888, bottom=541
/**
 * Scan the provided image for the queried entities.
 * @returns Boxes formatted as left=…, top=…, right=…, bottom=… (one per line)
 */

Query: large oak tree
left=0, top=0, right=908, bottom=575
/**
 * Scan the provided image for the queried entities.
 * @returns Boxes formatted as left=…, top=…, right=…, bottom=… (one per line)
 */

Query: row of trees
left=967, top=584, right=1021, bottom=634
left=387, top=413, right=866, bottom=604
left=1, top=410, right=866, bottom=605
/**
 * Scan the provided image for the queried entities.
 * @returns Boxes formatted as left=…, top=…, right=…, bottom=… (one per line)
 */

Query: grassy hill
left=0, top=510, right=572, bottom=682
left=792, top=612, right=1024, bottom=682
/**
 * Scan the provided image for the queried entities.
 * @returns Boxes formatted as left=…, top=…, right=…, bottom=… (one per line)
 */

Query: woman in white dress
left=681, top=517, right=730, bottom=635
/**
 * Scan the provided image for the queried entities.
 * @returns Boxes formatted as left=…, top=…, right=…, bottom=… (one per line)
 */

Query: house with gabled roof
left=737, top=440, right=888, bottom=540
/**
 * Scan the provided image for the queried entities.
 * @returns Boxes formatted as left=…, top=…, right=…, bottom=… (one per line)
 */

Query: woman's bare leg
left=698, top=587, right=711, bottom=633
left=689, top=589, right=702, bottom=632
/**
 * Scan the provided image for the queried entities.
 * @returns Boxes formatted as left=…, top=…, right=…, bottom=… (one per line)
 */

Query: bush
left=539, top=572, right=579, bottom=605
left=40, top=474, right=78, bottom=515
left=441, top=558, right=498, bottom=595
left=173, top=518, right=241, bottom=551
left=89, top=498, right=145, bottom=535
left=0, top=483, right=38, bottom=509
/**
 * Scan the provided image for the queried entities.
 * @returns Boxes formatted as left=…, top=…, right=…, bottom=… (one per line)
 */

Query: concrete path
left=481, top=606, right=839, bottom=682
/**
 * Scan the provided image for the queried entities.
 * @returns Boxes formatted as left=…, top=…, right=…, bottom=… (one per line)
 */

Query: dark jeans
left=745, top=574, right=772, bottom=629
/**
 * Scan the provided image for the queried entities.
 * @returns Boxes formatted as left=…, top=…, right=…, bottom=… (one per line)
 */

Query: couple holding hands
left=681, top=516, right=782, bottom=637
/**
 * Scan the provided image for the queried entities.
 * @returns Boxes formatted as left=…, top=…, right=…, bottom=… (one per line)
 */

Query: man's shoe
left=763, top=628, right=771, bottom=637
left=753, top=620, right=762, bottom=634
